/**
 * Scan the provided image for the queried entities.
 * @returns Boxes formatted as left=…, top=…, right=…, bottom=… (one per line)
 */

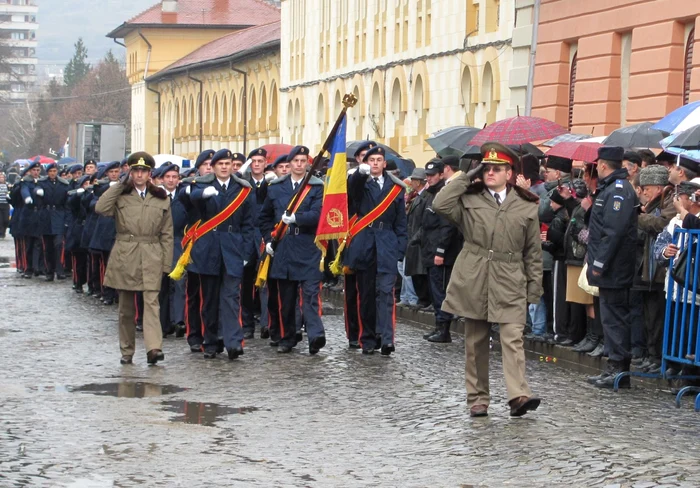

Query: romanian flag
left=315, top=114, right=349, bottom=255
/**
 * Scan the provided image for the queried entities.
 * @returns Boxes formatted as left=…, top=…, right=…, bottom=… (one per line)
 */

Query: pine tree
left=64, top=38, right=90, bottom=89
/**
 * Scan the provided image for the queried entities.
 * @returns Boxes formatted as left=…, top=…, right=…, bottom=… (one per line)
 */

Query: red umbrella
left=546, top=141, right=602, bottom=163
left=30, top=155, right=57, bottom=164
left=260, top=144, right=293, bottom=164
left=469, top=116, right=567, bottom=146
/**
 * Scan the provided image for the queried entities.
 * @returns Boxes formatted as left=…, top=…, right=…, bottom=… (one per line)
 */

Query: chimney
left=162, top=0, right=178, bottom=13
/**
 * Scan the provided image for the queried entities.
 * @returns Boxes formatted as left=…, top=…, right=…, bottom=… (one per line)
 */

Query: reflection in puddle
left=161, top=400, right=258, bottom=427
left=70, top=382, right=188, bottom=398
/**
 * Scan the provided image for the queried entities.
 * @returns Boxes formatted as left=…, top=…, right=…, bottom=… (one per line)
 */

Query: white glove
left=265, top=242, right=275, bottom=256
left=358, top=163, right=371, bottom=175
left=35, top=188, right=44, bottom=197
left=76, top=188, right=85, bottom=195
left=185, top=185, right=191, bottom=195
left=347, top=167, right=358, bottom=175
left=281, top=213, right=296, bottom=225
left=109, top=181, right=118, bottom=187
left=24, top=196, right=33, bottom=205
left=243, top=260, right=248, bottom=266
left=203, top=186, right=219, bottom=199
left=265, top=172, right=276, bottom=182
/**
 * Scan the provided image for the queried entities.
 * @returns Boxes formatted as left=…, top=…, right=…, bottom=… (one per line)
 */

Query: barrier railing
left=614, top=228, right=700, bottom=410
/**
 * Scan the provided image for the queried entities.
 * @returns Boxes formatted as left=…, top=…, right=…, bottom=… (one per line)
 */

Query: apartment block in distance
left=0, top=0, right=38, bottom=101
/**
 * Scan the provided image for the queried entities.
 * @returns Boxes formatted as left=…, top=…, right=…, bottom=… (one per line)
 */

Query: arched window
left=569, top=53, right=578, bottom=130
left=684, top=28, right=695, bottom=105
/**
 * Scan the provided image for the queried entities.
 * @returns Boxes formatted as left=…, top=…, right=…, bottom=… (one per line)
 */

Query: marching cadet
left=90, top=161, right=121, bottom=305
left=260, top=145, right=327, bottom=355
left=19, top=160, right=43, bottom=278
left=9, top=168, right=26, bottom=273
left=36, top=162, right=71, bottom=281
left=82, top=171, right=102, bottom=296
left=68, top=164, right=83, bottom=186
left=66, top=175, right=91, bottom=293
left=272, top=154, right=291, bottom=178
left=344, top=140, right=377, bottom=348
left=158, top=163, right=187, bottom=338
left=189, top=149, right=255, bottom=360
left=181, top=149, right=215, bottom=352
left=242, top=147, right=270, bottom=339
left=95, top=152, right=173, bottom=365
left=345, top=146, right=408, bottom=355
left=83, top=159, right=97, bottom=176
left=433, top=142, right=543, bottom=418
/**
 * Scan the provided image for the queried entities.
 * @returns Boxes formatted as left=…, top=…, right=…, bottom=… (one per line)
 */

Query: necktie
left=169, top=193, right=172, bottom=202
left=293, top=182, right=299, bottom=192
left=222, top=183, right=227, bottom=192
left=373, top=177, right=380, bottom=187
left=256, top=180, right=261, bottom=188
left=140, top=191, right=145, bottom=200
left=494, top=193, right=502, bottom=206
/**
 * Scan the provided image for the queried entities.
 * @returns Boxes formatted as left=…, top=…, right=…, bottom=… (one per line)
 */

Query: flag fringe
left=255, top=254, right=271, bottom=288
left=169, top=241, right=193, bottom=281
left=329, top=239, right=347, bottom=276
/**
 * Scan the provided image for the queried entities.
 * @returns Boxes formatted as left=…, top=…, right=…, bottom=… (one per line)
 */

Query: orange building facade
left=531, top=0, right=700, bottom=135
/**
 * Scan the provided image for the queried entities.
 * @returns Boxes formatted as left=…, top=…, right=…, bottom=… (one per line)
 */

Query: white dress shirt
left=371, top=175, right=385, bottom=188
left=488, top=188, right=507, bottom=205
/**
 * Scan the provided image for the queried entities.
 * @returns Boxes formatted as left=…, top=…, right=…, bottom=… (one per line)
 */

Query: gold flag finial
left=342, top=93, right=358, bottom=109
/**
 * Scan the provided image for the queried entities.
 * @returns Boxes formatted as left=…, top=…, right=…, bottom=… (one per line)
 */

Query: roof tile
left=126, top=0, right=279, bottom=27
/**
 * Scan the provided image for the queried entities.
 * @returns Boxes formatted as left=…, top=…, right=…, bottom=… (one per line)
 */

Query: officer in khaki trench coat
left=96, top=152, right=174, bottom=365
left=432, top=142, right=543, bottom=418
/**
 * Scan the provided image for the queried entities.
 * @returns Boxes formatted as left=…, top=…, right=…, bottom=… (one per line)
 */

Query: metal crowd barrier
left=613, top=228, right=700, bottom=411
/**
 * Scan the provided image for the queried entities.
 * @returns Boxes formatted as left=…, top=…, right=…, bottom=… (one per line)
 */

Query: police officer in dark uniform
left=241, top=147, right=270, bottom=339
left=36, top=162, right=71, bottom=281
left=259, top=145, right=327, bottom=354
left=19, top=161, right=43, bottom=278
left=9, top=167, right=26, bottom=274
left=345, top=146, right=408, bottom=355
left=90, top=160, right=121, bottom=305
left=586, top=146, right=639, bottom=388
left=66, top=174, right=91, bottom=293
left=189, top=149, right=255, bottom=360
left=420, top=159, right=463, bottom=343
left=180, top=149, right=215, bottom=352
left=81, top=171, right=101, bottom=295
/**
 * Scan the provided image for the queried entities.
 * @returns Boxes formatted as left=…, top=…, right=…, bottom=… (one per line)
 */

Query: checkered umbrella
left=542, top=133, right=592, bottom=147
left=469, top=116, right=567, bottom=146
left=546, top=142, right=602, bottom=163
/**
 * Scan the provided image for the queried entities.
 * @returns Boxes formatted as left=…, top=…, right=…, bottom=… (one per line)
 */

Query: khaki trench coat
left=95, top=182, right=174, bottom=292
left=432, top=174, right=543, bottom=324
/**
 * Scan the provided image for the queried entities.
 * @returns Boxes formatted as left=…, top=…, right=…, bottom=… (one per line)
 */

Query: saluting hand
left=203, top=186, right=219, bottom=199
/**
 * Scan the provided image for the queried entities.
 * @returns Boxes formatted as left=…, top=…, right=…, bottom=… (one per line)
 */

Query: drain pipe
left=145, top=85, right=161, bottom=154
left=525, top=0, right=541, bottom=116
left=137, top=30, right=161, bottom=153
left=113, top=38, right=126, bottom=48
left=188, top=71, right=204, bottom=153
left=230, top=63, right=247, bottom=156
left=138, top=29, right=152, bottom=79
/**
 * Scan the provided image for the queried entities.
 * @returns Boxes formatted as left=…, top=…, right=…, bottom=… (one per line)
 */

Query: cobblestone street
left=1, top=238, right=700, bottom=488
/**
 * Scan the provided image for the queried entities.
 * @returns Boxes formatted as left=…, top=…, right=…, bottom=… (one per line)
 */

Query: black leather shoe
left=380, top=343, right=395, bottom=356
left=588, top=343, right=605, bottom=357
left=45, top=275, right=54, bottom=282
left=174, top=323, right=186, bottom=338
left=22, top=273, right=32, bottom=279
left=277, top=345, right=293, bottom=354
left=146, top=349, right=164, bottom=365
left=260, top=327, right=270, bottom=339
left=423, top=328, right=439, bottom=339
left=203, top=351, right=217, bottom=359
left=216, top=338, right=225, bottom=354
left=595, top=372, right=630, bottom=389
left=587, top=371, right=611, bottom=384
left=227, top=346, right=244, bottom=360
left=75, top=286, right=84, bottom=294
left=56, top=274, right=67, bottom=280
left=309, top=336, right=326, bottom=355
left=269, top=340, right=280, bottom=347
left=348, top=341, right=361, bottom=349
left=120, top=355, right=133, bottom=365
left=243, top=331, right=254, bottom=340
left=362, top=348, right=374, bottom=355
left=558, top=338, right=574, bottom=347
left=295, top=332, right=303, bottom=344
left=85, top=287, right=94, bottom=296
left=190, top=343, right=203, bottom=353
left=427, top=331, right=452, bottom=343
left=103, top=299, right=114, bottom=306
left=136, top=322, right=143, bottom=332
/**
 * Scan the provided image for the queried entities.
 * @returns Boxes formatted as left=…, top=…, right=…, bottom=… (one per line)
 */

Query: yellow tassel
left=169, top=240, right=193, bottom=281
left=329, top=239, right=347, bottom=276
left=255, top=254, right=271, bottom=288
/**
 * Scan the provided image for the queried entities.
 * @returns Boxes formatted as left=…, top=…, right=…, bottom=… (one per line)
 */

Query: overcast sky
left=37, top=0, right=148, bottom=65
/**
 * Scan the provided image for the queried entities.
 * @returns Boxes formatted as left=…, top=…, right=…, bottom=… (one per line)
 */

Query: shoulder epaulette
left=388, top=173, right=408, bottom=189
left=57, top=177, right=70, bottom=185
left=308, top=176, right=324, bottom=186
left=181, top=176, right=196, bottom=184
left=21, top=175, right=34, bottom=183
left=232, top=174, right=252, bottom=189
left=194, top=173, right=215, bottom=184
left=269, top=174, right=290, bottom=186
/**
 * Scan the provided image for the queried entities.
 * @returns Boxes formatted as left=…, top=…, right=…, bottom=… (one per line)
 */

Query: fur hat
left=639, top=165, right=669, bottom=187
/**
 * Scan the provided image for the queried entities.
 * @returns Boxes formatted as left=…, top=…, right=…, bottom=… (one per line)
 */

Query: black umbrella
left=602, top=122, right=669, bottom=149
left=660, top=125, right=700, bottom=150
left=346, top=141, right=401, bottom=161
left=426, top=126, right=481, bottom=157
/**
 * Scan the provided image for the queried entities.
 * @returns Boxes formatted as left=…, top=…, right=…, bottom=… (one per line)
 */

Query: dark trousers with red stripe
left=185, top=271, right=203, bottom=346
left=88, top=251, right=101, bottom=293
left=101, top=250, right=116, bottom=301
left=71, top=250, right=88, bottom=288
left=268, top=278, right=324, bottom=348
left=356, top=262, right=397, bottom=350
left=24, top=236, right=42, bottom=275
left=42, top=234, right=64, bottom=277
left=344, top=273, right=360, bottom=343
left=14, top=237, right=24, bottom=272
left=241, top=259, right=269, bottom=334
left=200, top=272, right=244, bottom=353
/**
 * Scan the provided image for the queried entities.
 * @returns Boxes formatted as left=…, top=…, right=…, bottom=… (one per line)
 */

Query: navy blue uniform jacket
left=19, top=177, right=42, bottom=237
left=259, top=174, right=324, bottom=281
left=65, top=191, right=87, bottom=251
left=36, top=176, right=70, bottom=235
left=345, top=171, right=408, bottom=274
left=189, top=173, right=255, bottom=279
left=89, top=181, right=117, bottom=252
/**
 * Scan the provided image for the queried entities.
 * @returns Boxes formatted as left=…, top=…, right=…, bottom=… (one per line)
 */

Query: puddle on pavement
left=70, top=382, right=188, bottom=398
left=161, top=400, right=259, bottom=427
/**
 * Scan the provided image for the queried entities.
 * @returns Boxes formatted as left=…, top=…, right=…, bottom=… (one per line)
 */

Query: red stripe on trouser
left=317, top=282, right=322, bottom=317
left=355, top=279, right=364, bottom=349
left=277, top=283, right=285, bottom=339
left=238, top=282, right=244, bottom=348
left=184, top=277, right=191, bottom=337
left=72, top=255, right=77, bottom=283
left=60, top=238, right=65, bottom=267
left=198, top=284, right=206, bottom=338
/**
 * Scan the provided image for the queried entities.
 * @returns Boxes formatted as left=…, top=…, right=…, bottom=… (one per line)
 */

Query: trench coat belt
left=463, top=241, right=522, bottom=263
left=116, top=234, right=160, bottom=243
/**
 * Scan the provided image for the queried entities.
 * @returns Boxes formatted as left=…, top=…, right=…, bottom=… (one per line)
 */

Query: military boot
left=427, top=321, right=452, bottom=343
left=595, top=361, right=630, bottom=389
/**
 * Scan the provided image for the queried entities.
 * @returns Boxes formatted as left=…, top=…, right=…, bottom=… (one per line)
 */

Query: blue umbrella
left=652, top=101, right=700, bottom=134
left=58, top=157, right=76, bottom=165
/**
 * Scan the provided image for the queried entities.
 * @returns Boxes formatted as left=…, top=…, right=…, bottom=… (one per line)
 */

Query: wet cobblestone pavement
left=1, top=238, right=700, bottom=487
